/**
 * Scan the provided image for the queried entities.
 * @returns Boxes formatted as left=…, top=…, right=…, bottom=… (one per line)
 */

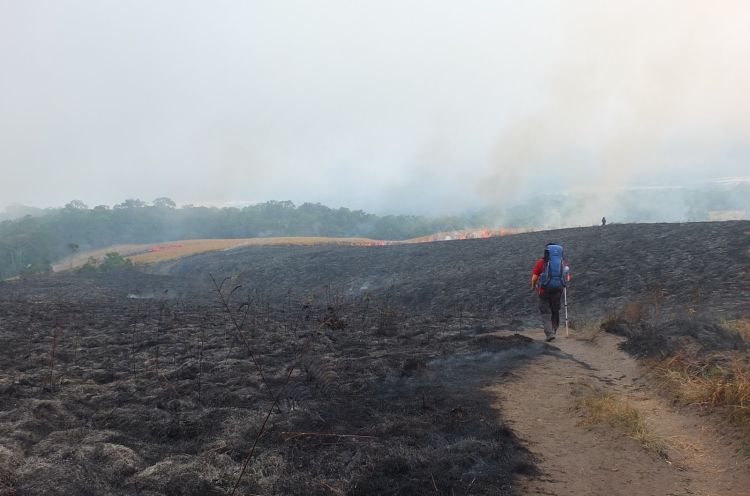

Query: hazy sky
left=1, top=1, right=749, bottom=214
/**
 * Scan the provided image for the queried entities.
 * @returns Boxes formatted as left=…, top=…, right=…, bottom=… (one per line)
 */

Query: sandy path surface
left=489, top=329, right=750, bottom=496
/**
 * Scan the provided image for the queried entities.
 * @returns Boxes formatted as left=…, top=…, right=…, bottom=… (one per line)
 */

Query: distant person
left=531, top=243, right=569, bottom=342
left=601, top=216, right=607, bottom=226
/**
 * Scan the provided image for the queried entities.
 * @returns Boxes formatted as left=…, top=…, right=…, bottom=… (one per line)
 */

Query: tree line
left=0, top=199, right=467, bottom=278
left=2, top=183, right=747, bottom=279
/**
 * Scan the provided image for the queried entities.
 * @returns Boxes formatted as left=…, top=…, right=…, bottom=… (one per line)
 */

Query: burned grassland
left=167, top=221, right=750, bottom=323
left=1, top=220, right=748, bottom=495
left=0, top=272, right=541, bottom=496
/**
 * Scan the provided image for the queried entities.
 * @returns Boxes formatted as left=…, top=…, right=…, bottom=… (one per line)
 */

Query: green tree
left=64, top=200, right=88, bottom=211
left=153, top=197, right=177, bottom=209
left=99, top=252, right=133, bottom=272
left=20, top=261, right=52, bottom=278
left=114, top=199, right=147, bottom=209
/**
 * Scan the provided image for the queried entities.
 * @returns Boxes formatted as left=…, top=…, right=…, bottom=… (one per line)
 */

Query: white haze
left=1, top=1, right=749, bottom=222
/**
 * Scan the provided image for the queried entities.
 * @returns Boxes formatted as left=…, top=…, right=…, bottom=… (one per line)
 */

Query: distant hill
left=162, top=221, right=750, bottom=322
left=3, top=182, right=748, bottom=279
left=0, top=200, right=469, bottom=279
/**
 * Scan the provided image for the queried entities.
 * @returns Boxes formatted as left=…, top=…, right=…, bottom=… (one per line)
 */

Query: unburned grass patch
left=578, top=393, right=668, bottom=457
left=722, top=318, right=750, bottom=342
left=656, top=353, right=750, bottom=431
left=570, top=317, right=603, bottom=343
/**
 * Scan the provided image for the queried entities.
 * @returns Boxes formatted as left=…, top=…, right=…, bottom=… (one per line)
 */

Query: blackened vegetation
left=598, top=267, right=748, bottom=359
left=603, top=316, right=746, bottom=358
left=2, top=221, right=748, bottom=495
left=0, top=272, right=538, bottom=495
left=168, top=221, right=750, bottom=323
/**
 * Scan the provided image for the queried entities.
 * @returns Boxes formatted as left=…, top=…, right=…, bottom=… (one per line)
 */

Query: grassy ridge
left=57, top=228, right=531, bottom=270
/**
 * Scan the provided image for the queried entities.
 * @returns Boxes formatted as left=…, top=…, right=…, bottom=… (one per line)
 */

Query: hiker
left=531, top=243, right=569, bottom=342
left=601, top=216, right=607, bottom=226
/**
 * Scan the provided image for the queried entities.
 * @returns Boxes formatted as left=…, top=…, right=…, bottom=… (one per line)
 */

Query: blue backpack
left=540, top=244, right=567, bottom=291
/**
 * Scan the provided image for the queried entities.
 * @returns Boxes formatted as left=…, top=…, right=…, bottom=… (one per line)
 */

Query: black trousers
left=538, top=289, right=562, bottom=338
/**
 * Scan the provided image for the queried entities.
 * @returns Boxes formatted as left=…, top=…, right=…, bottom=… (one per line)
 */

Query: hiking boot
left=545, top=335, right=556, bottom=342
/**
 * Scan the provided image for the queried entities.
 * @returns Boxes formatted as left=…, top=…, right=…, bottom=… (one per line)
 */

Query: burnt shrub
left=603, top=317, right=746, bottom=358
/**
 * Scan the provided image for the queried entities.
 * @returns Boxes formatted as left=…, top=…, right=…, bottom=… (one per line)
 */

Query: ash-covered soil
left=0, top=273, right=543, bottom=495
left=1, top=221, right=748, bottom=495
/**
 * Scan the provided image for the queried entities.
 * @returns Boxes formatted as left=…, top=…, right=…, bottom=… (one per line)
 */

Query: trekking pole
left=564, top=287, right=569, bottom=337
left=563, top=266, right=571, bottom=337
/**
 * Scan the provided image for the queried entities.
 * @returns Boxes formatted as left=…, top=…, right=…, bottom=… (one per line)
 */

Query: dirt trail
left=489, top=329, right=750, bottom=496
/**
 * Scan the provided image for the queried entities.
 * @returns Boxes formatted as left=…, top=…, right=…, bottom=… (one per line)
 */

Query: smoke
left=0, top=1, right=748, bottom=218
left=478, top=1, right=750, bottom=225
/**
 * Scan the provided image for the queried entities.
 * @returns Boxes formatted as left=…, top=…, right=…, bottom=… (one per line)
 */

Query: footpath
left=489, top=329, right=750, bottom=496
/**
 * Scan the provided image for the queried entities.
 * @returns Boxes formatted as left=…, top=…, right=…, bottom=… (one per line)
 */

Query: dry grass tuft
left=721, top=319, right=750, bottom=342
left=571, top=318, right=603, bottom=343
left=578, top=393, right=668, bottom=457
left=656, top=353, right=750, bottom=428
left=621, top=300, right=645, bottom=325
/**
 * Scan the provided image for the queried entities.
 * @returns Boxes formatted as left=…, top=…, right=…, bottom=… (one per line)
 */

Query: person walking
left=531, top=243, right=569, bottom=342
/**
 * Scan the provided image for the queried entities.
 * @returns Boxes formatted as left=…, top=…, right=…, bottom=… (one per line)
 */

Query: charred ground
left=0, top=274, right=542, bottom=495
left=0, top=221, right=748, bottom=495
left=167, top=221, right=750, bottom=319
